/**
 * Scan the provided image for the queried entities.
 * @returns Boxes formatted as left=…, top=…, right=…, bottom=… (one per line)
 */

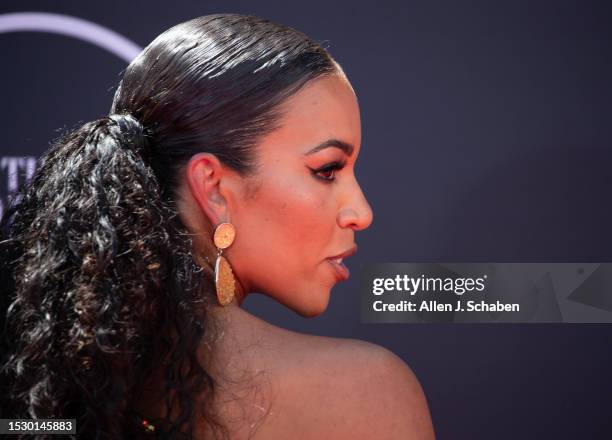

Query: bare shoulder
left=341, top=339, right=436, bottom=439
left=259, top=331, right=435, bottom=439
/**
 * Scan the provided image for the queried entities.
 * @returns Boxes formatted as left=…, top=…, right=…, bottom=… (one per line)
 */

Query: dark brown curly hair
left=0, top=13, right=338, bottom=439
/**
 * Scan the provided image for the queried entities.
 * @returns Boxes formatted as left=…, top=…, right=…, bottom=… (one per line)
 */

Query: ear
left=185, top=152, right=230, bottom=227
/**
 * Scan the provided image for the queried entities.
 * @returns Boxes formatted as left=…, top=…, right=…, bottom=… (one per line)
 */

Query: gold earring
left=213, top=222, right=236, bottom=306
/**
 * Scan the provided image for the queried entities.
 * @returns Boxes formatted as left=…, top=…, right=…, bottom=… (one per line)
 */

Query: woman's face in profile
left=226, top=73, right=373, bottom=317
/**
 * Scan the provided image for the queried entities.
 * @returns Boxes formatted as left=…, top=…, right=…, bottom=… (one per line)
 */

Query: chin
left=297, top=307, right=324, bottom=318
left=294, top=292, right=330, bottom=318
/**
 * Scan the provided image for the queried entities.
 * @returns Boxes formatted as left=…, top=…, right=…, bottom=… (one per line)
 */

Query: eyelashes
left=311, top=161, right=346, bottom=182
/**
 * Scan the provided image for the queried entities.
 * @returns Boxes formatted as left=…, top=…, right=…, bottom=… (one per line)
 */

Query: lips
left=326, top=244, right=357, bottom=281
left=327, top=244, right=358, bottom=261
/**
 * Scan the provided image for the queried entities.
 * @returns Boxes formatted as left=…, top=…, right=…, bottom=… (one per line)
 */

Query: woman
left=0, top=13, right=434, bottom=439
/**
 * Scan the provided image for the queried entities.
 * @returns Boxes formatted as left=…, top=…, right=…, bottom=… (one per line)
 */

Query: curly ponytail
left=1, top=12, right=339, bottom=439
left=0, top=114, right=219, bottom=438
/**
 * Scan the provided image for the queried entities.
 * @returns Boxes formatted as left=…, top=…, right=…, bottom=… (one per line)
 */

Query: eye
left=312, top=161, right=346, bottom=182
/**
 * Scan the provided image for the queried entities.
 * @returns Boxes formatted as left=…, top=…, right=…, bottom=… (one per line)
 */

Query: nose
left=337, top=178, right=374, bottom=231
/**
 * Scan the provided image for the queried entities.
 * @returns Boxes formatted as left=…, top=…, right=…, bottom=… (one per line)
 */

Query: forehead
left=258, top=74, right=361, bottom=156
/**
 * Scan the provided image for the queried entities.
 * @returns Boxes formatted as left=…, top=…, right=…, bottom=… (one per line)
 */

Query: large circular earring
left=213, top=222, right=236, bottom=306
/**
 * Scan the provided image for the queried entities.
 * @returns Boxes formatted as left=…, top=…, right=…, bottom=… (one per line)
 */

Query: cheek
left=260, top=176, right=333, bottom=250
left=232, top=173, right=336, bottom=279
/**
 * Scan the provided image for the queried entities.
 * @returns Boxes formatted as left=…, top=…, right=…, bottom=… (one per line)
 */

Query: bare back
left=198, top=306, right=435, bottom=439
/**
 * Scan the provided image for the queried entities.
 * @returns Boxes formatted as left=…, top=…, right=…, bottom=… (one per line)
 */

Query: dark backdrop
left=1, top=1, right=611, bottom=438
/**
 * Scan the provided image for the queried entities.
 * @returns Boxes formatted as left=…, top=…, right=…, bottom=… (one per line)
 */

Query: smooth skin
left=172, top=72, right=435, bottom=439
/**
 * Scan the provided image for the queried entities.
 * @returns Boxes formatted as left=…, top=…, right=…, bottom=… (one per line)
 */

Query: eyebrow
left=304, top=139, right=354, bottom=157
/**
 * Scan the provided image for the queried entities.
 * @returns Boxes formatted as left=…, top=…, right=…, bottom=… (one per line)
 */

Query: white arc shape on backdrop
left=0, top=12, right=142, bottom=219
left=0, top=11, right=142, bottom=62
